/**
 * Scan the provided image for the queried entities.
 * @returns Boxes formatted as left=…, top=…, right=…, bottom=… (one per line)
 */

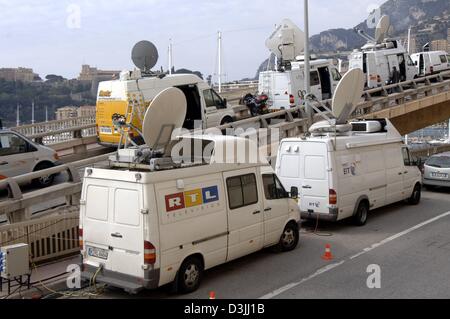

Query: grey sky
left=0, top=0, right=385, bottom=81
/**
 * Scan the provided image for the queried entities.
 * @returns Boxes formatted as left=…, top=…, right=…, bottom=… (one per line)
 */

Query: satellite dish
left=332, top=68, right=364, bottom=124
left=132, top=40, right=159, bottom=72
left=142, top=87, right=187, bottom=150
left=266, top=19, right=305, bottom=61
left=375, top=15, right=390, bottom=44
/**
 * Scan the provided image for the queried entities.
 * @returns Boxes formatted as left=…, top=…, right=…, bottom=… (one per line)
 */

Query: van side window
left=211, top=90, right=226, bottom=109
left=440, top=55, right=447, bottom=64
left=262, top=174, right=288, bottom=200
left=226, top=174, right=258, bottom=210
left=407, top=56, right=415, bottom=66
left=310, top=71, right=320, bottom=86
left=331, top=68, right=342, bottom=81
left=203, top=89, right=215, bottom=107
left=402, top=148, right=411, bottom=166
left=0, top=133, right=30, bottom=156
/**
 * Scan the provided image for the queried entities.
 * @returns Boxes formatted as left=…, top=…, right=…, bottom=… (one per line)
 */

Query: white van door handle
left=302, top=185, right=312, bottom=189
left=0, top=161, right=8, bottom=166
left=253, top=210, right=261, bottom=215
left=264, top=208, right=272, bottom=212
left=111, top=232, right=123, bottom=238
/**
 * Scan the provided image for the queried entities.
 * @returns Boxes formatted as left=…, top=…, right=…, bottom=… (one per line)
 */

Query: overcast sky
left=0, top=0, right=385, bottom=81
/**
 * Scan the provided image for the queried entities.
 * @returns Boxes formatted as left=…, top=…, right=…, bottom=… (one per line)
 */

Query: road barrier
left=0, top=211, right=80, bottom=264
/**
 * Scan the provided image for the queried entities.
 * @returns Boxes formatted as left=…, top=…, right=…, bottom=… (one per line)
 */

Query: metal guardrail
left=12, top=116, right=96, bottom=146
left=0, top=211, right=80, bottom=264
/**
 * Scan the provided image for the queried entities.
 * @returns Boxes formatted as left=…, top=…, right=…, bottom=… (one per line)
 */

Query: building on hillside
left=431, top=39, right=448, bottom=52
left=78, top=65, right=120, bottom=82
left=55, top=106, right=78, bottom=121
left=0, top=67, right=39, bottom=82
left=77, top=105, right=96, bottom=118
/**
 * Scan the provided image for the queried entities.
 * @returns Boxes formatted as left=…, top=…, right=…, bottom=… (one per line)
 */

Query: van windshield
left=426, top=156, right=450, bottom=168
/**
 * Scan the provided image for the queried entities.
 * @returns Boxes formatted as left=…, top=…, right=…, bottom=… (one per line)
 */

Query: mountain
left=310, top=0, right=450, bottom=52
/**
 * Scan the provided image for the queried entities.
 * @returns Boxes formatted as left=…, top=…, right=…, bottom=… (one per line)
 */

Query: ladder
left=116, top=91, right=147, bottom=150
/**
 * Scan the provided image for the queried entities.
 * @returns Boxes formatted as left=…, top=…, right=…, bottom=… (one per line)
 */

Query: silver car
left=0, top=129, right=61, bottom=187
left=423, top=152, right=450, bottom=188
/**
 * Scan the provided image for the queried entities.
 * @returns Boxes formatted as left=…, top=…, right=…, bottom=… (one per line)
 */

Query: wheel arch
left=352, top=195, right=370, bottom=217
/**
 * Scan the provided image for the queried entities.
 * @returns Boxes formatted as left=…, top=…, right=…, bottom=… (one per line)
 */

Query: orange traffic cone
left=322, top=244, right=334, bottom=261
left=209, top=291, right=216, bottom=300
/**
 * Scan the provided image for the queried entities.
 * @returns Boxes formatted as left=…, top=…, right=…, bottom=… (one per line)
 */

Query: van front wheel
left=353, top=201, right=369, bottom=226
left=177, top=257, right=203, bottom=294
left=276, top=222, right=299, bottom=252
left=408, top=184, right=421, bottom=205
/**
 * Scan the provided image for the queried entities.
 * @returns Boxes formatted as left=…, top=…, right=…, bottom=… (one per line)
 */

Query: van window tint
left=203, top=89, right=215, bottom=107
left=211, top=90, right=226, bottom=109
left=226, top=174, right=258, bottom=210
left=440, top=55, right=447, bottom=64
left=310, top=71, right=320, bottom=86
left=263, top=174, right=288, bottom=200
left=304, top=155, right=326, bottom=180
left=402, top=148, right=411, bottom=166
left=331, top=68, right=342, bottom=81
left=0, top=133, right=29, bottom=156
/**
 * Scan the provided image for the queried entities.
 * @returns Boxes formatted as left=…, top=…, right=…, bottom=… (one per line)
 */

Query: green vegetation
left=0, top=79, right=95, bottom=127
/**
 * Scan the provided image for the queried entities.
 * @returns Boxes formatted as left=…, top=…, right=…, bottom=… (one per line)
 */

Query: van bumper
left=81, top=263, right=160, bottom=294
left=301, top=208, right=339, bottom=222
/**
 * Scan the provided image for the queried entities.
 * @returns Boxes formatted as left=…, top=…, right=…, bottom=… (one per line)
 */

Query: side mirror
left=290, top=186, right=299, bottom=199
left=223, top=98, right=227, bottom=106
left=415, top=61, right=418, bottom=66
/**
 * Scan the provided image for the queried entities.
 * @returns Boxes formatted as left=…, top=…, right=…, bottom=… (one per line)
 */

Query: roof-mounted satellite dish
left=132, top=40, right=159, bottom=72
left=142, top=87, right=187, bottom=150
left=331, top=68, right=365, bottom=125
left=375, top=15, right=390, bottom=44
left=266, top=18, right=305, bottom=62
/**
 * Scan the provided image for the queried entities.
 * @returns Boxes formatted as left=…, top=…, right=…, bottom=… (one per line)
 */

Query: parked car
left=0, top=129, right=61, bottom=187
left=422, top=152, right=450, bottom=189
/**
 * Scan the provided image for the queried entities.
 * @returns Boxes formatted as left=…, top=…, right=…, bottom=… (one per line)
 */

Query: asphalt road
left=85, top=187, right=450, bottom=300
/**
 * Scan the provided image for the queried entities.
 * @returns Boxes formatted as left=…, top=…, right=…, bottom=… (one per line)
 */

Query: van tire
left=275, top=222, right=299, bottom=252
left=408, top=184, right=421, bottom=205
left=32, top=162, right=55, bottom=188
left=353, top=201, right=369, bottom=226
left=177, top=256, right=203, bottom=294
left=220, top=117, right=233, bottom=135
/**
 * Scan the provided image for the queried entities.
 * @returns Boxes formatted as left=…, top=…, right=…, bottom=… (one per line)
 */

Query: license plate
left=100, top=126, right=113, bottom=134
left=87, top=246, right=109, bottom=260
left=431, top=172, right=448, bottom=178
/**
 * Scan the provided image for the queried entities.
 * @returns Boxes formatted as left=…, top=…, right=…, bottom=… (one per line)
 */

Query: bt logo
left=165, top=186, right=219, bottom=212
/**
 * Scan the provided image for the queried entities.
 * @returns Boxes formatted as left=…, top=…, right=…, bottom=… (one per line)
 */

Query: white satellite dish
left=332, top=68, right=365, bottom=124
left=375, top=15, right=390, bottom=44
left=142, top=87, right=187, bottom=150
left=266, top=18, right=305, bottom=61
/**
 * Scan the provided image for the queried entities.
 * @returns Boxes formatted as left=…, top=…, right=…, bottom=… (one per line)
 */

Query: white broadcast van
left=80, top=87, right=301, bottom=294
left=259, top=58, right=342, bottom=111
left=258, top=18, right=342, bottom=111
left=349, top=15, right=417, bottom=88
left=410, top=51, right=450, bottom=77
left=275, top=119, right=422, bottom=225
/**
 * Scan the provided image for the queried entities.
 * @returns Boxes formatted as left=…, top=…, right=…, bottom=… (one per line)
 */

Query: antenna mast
left=218, top=31, right=223, bottom=93
left=304, top=0, right=312, bottom=123
left=168, top=38, right=173, bottom=75
left=16, top=104, right=20, bottom=127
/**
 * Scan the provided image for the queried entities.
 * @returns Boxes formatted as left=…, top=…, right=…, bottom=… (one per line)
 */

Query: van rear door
left=277, top=141, right=330, bottom=214
left=82, top=179, right=144, bottom=278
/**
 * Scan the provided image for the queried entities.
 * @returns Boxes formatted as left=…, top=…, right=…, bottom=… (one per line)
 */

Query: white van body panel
left=275, top=122, right=422, bottom=222
left=80, top=136, right=301, bottom=292
left=411, top=51, right=450, bottom=76
left=258, top=59, right=341, bottom=110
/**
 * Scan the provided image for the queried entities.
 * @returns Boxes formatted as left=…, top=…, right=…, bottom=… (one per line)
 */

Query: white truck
left=349, top=40, right=418, bottom=89
left=275, top=119, right=422, bottom=226
left=410, top=51, right=450, bottom=77
left=259, top=58, right=342, bottom=111
left=79, top=135, right=301, bottom=294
